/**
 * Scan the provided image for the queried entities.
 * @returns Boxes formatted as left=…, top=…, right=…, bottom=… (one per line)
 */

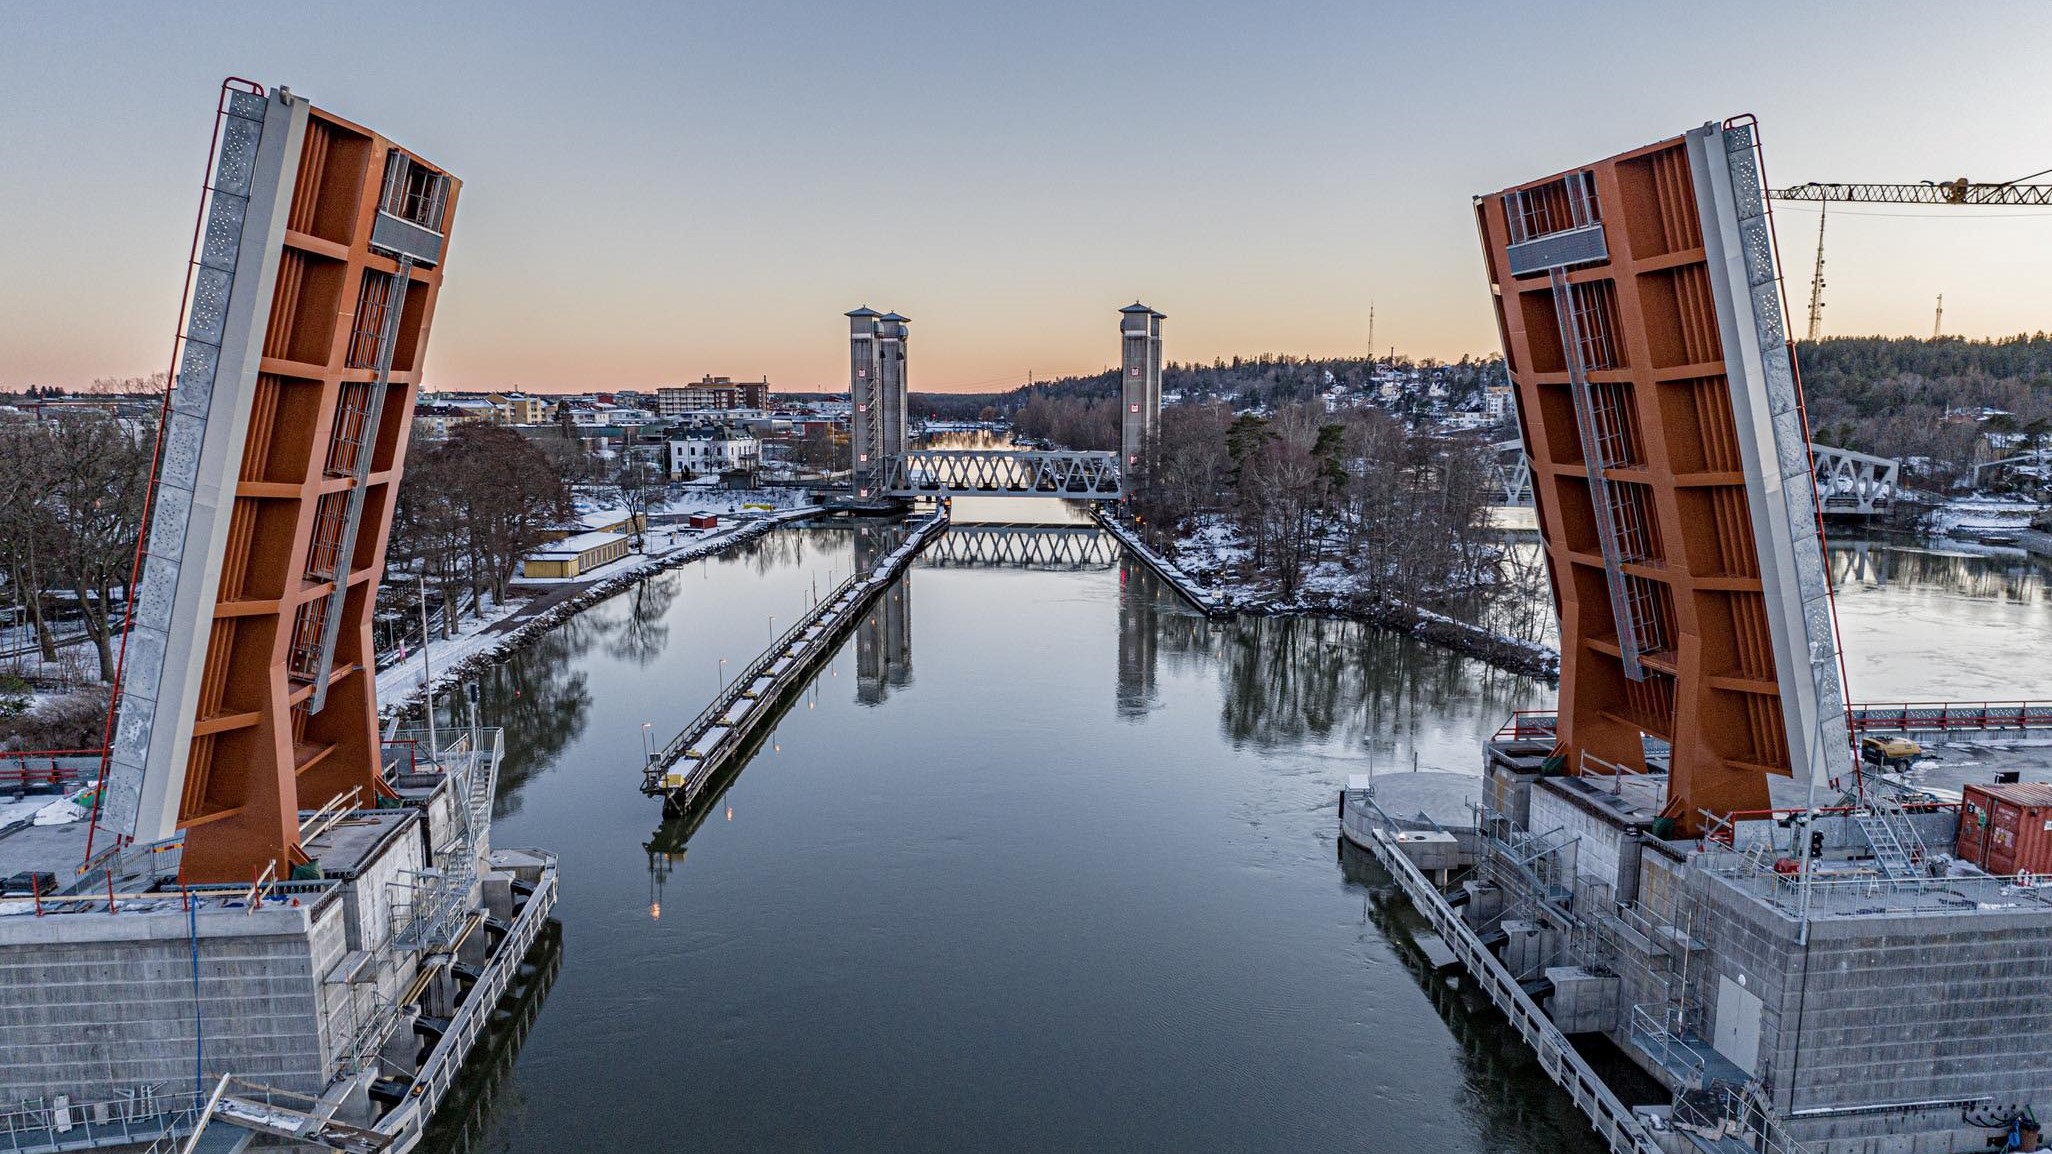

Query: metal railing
left=642, top=512, right=946, bottom=802
left=1673, top=1083, right=1813, bottom=1154
left=1347, top=793, right=1665, bottom=1154
left=1849, top=700, right=2052, bottom=735
left=1697, top=849, right=2052, bottom=916
left=0, top=1088, right=205, bottom=1154
left=1630, top=1003, right=1708, bottom=1086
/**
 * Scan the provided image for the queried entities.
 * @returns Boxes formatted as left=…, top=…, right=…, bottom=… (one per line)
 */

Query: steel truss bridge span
left=880, top=449, right=1122, bottom=499
left=1810, top=443, right=1898, bottom=516
left=1489, top=440, right=1897, bottom=516
left=920, top=524, right=1121, bottom=569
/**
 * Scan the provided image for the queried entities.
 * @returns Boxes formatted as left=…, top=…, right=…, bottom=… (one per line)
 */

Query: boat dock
left=639, top=510, right=948, bottom=814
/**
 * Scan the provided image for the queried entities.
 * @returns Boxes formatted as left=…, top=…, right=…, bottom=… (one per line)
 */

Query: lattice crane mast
left=1768, top=173, right=2052, bottom=340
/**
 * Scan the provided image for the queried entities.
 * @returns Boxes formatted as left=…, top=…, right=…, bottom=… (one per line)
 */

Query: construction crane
left=1768, top=173, right=2052, bottom=340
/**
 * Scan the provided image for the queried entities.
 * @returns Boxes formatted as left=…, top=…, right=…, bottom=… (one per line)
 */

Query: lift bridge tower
left=1474, top=119, right=1850, bottom=831
left=848, top=307, right=909, bottom=500
left=1118, top=302, right=1165, bottom=476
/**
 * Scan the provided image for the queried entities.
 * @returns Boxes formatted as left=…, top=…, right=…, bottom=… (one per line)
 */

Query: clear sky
left=4, top=2, right=2050, bottom=393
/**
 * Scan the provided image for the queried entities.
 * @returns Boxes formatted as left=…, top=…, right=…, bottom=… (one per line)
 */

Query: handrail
left=1352, top=797, right=1665, bottom=1154
left=644, top=511, right=946, bottom=793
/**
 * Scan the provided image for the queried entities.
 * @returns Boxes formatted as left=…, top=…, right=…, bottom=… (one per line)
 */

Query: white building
left=667, top=426, right=760, bottom=479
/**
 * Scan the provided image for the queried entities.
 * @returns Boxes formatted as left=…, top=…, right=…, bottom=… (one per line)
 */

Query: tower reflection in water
left=855, top=523, right=914, bottom=706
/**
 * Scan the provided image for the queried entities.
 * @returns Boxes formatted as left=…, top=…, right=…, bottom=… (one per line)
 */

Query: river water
left=419, top=514, right=2050, bottom=1152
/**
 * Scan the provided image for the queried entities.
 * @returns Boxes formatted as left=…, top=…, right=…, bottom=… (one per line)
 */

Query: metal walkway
left=641, top=511, right=948, bottom=811
left=1339, top=787, right=1665, bottom=1154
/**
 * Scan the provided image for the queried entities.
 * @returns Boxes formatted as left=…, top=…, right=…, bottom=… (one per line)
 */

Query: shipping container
left=688, top=513, right=720, bottom=530
left=1957, top=782, right=2052, bottom=877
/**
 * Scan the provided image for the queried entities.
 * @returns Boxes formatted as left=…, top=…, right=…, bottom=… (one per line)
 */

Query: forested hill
left=912, top=334, right=2052, bottom=478
left=911, top=353, right=1507, bottom=421
left=1794, top=335, right=2052, bottom=471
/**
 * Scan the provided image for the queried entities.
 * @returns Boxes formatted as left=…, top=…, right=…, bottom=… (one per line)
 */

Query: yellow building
left=520, top=531, right=631, bottom=579
left=488, top=391, right=547, bottom=425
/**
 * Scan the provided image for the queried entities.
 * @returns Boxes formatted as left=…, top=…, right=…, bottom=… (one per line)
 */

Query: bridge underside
left=881, top=449, right=1122, bottom=499
left=922, top=524, right=1121, bottom=569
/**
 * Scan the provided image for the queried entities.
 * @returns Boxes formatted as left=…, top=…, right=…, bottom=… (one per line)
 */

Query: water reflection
left=414, top=919, right=565, bottom=1154
left=1116, top=559, right=1160, bottom=719
left=1831, top=536, right=2047, bottom=603
left=854, top=525, right=915, bottom=705
left=468, top=624, right=595, bottom=822
left=1338, top=841, right=1652, bottom=1150
left=1106, top=561, right=1540, bottom=760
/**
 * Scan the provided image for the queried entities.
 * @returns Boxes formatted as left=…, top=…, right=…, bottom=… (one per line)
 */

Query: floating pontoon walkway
left=639, top=511, right=947, bottom=814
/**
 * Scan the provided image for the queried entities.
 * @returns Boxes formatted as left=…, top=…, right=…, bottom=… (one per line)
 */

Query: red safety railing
left=1849, top=701, right=2052, bottom=734
left=1, top=749, right=102, bottom=790
left=1492, top=711, right=1560, bottom=741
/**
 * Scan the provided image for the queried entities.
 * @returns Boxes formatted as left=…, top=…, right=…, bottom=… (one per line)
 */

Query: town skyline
left=6, top=2, right=2051, bottom=394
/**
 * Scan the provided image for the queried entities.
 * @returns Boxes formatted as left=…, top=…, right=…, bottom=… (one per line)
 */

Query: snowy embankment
left=1106, top=511, right=1560, bottom=681
left=377, top=506, right=817, bottom=720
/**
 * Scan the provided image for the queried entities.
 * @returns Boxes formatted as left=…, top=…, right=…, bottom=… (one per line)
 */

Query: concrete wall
left=1531, top=778, right=1643, bottom=901
left=1691, top=870, right=2052, bottom=1151
left=0, top=894, right=344, bottom=1104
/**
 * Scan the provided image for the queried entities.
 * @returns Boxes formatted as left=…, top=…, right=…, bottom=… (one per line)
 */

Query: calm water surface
left=419, top=515, right=2049, bottom=1152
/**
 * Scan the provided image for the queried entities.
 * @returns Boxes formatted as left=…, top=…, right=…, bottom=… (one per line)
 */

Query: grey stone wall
left=0, top=896, right=343, bottom=1104
left=1688, top=871, right=2052, bottom=1151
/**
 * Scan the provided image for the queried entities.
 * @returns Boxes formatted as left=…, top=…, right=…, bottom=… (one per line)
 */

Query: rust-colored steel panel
left=1475, top=122, right=1845, bottom=831
left=175, top=104, right=459, bottom=881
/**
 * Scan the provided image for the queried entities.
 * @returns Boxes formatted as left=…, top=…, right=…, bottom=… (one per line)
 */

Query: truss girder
left=922, top=525, right=1121, bottom=569
left=881, top=450, right=1123, bottom=499
left=1769, top=182, right=2052, bottom=207
left=1810, top=442, right=1898, bottom=515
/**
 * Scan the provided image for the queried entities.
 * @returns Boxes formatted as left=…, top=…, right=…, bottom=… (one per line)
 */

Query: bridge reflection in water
left=921, top=523, right=1122, bottom=570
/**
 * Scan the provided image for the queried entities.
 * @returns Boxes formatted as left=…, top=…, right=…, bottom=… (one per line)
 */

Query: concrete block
left=1461, top=882, right=1503, bottom=933
left=1544, top=966, right=1619, bottom=1034
left=1393, top=830, right=1461, bottom=875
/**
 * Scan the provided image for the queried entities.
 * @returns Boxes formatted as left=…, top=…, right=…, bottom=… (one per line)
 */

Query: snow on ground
left=0, top=786, right=92, bottom=832
left=374, top=605, right=509, bottom=709
left=1135, top=512, right=1558, bottom=675
left=375, top=503, right=818, bottom=718
left=1930, top=497, right=2043, bottom=536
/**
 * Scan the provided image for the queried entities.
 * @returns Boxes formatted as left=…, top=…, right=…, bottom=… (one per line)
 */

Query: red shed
left=1957, top=782, right=2052, bottom=877
left=688, top=513, right=720, bottom=531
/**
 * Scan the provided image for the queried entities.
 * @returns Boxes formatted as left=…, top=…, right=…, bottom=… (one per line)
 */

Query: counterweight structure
left=1474, top=120, right=1848, bottom=828
left=98, top=86, right=459, bottom=880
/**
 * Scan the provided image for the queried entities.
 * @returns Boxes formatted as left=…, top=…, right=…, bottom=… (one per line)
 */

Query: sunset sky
left=5, top=2, right=2050, bottom=394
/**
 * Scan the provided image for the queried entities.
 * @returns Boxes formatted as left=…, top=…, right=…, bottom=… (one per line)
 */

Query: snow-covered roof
left=529, top=530, right=628, bottom=559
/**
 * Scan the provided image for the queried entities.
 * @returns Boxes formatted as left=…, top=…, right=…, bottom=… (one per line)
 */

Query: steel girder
left=881, top=449, right=1122, bottom=499
left=1809, top=442, right=1898, bottom=516
left=922, top=525, right=1121, bottom=569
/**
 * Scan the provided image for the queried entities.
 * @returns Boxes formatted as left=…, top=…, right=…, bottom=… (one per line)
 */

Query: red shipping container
left=1957, top=783, right=2052, bottom=877
left=688, top=513, right=719, bottom=530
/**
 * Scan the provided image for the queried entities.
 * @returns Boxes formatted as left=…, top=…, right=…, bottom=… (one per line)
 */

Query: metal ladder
left=1855, top=807, right=1917, bottom=881
left=306, top=255, right=415, bottom=714
left=1551, top=267, right=1649, bottom=680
